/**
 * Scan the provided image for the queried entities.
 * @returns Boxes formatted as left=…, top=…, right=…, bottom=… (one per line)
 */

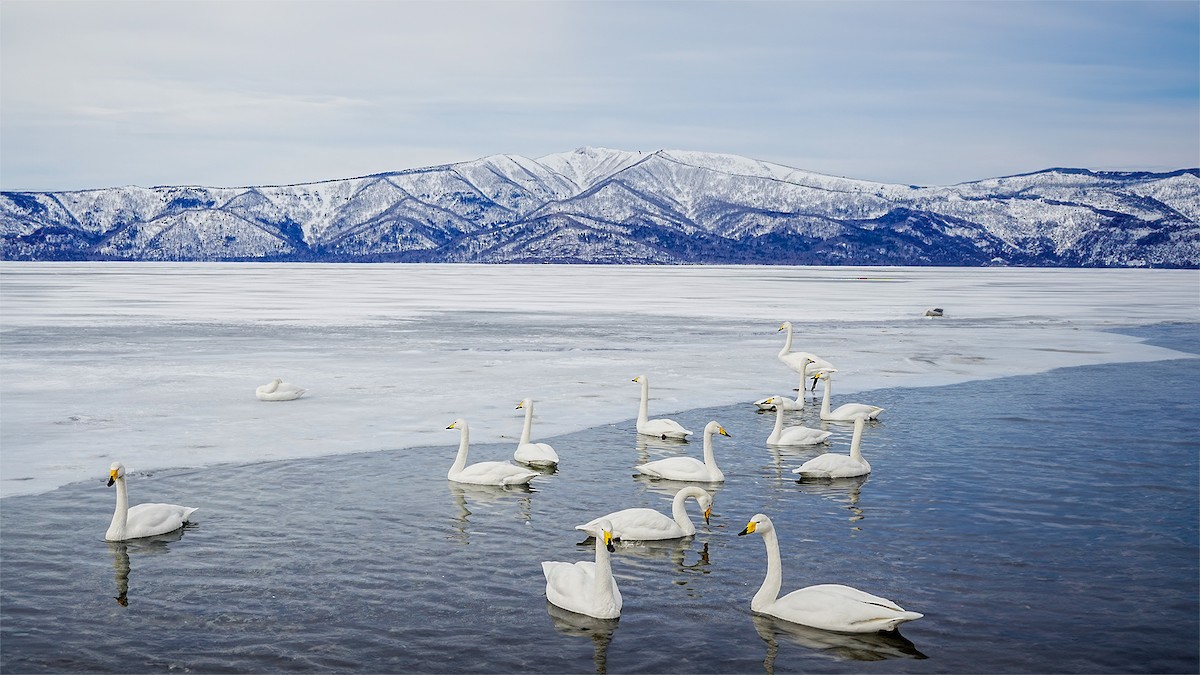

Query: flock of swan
left=104, top=320, right=921, bottom=637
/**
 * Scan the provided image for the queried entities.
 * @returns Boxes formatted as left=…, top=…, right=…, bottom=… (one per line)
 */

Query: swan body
left=513, top=399, right=559, bottom=468
left=255, top=377, right=306, bottom=401
left=543, top=519, right=622, bottom=619
left=576, top=486, right=713, bottom=541
left=635, top=421, right=728, bottom=482
left=816, top=371, right=884, bottom=421
left=765, top=397, right=833, bottom=446
left=777, top=322, right=835, bottom=388
left=633, top=375, right=692, bottom=440
left=739, top=514, right=921, bottom=633
left=794, top=416, right=871, bottom=478
left=446, top=418, right=538, bottom=487
left=105, top=462, right=197, bottom=542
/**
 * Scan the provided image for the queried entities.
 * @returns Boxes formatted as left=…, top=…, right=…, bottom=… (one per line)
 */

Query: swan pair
left=446, top=418, right=539, bottom=486
left=255, top=378, right=306, bottom=401
left=739, top=513, right=921, bottom=633
left=577, top=486, right=713, bottom=541
left=105, top=462, right=197, bottom=542
left=635, top=421, right=729, bottom=482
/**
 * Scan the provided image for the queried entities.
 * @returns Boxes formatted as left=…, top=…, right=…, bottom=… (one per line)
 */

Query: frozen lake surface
left=1, top=263, right=1198, bottom=673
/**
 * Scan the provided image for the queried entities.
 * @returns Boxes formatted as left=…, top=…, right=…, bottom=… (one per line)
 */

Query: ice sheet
left=1, top=262, right=1195, bottom=498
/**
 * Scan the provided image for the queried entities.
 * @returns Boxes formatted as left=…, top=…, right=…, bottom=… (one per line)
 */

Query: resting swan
left=777, top=322, right=835, bottom=390
left=446, top=418, right=538, bottom=486
left=576, top=486, right=713, bottom=541
left=543, top=519, right=622, bottom=619
left=816, top=371, right=884, bottom=421
left=633, top=375, right=693, bottom=440
left=255, top=377, right=306, bottom=401
left=105, top=462, right=197, bottom=542
left=635, top=421, right=728, bottom=482
left=514, top=399, right=559, bottom=468
left=738, top=513, right=922, bottom=633
left=764, top=397, right=832, bottom=446
left=793, top=416, right=870, bottom=478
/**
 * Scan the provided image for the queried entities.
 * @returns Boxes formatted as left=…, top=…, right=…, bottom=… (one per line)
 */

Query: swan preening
left=514, top=398, right=560, bottom=469
left=543, top=519, right=623, bottom=619
left=764, top=397, right=832, bottom=446
left=738, top=513, right=922, bottom=633
left=576, top=486, right=713, bottom=541
left=446, top=418, right=538, bottom=487
left=816, top=371, right=884, bottom=421
left=105, top=462, right=197, bottom=542
left=633, top=375, right=693, bottom=440
left=794, top=416, right=871, bottom=479
left=635, top=421, right=729, bottom=482
left=777, top=322, right=835, bottom=390
left=255, top=377, right=307, bottom=401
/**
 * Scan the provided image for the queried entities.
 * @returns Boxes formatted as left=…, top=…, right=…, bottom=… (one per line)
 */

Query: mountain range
left=2, top=147, right=1197, bottom=267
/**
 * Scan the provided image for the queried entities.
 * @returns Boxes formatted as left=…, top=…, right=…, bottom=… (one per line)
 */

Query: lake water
left=2, top=323, right=1197, bottom=673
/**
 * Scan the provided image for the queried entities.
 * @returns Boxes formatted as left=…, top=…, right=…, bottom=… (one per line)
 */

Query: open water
left=1, top=323, right=1197, bottom=673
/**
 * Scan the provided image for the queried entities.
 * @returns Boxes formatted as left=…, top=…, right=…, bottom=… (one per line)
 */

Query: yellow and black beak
left=738, top=520, right=757, bottom=536
left=719, top=426, right=731, bottom=438
left=703, top=507, right=712, bottom=525
left=603, top=529, right=616, bottom=553
left=107, top=469, right=118, bottom=487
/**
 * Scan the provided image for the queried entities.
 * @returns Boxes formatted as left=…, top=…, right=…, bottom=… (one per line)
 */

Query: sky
left=1, top=0, right=1197, bottom=192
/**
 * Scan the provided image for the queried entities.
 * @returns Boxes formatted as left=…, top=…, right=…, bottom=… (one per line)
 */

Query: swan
left=255, top=377, right=306, bottom=401
left=815, top=371, right=884, bottom=421
left=777, top=322, right=835, bottom=390
left=576, top=486, right=713, bottom=541
left=793, top=416, right=870, bottom=478
left=633, top=375, right=692, bottom=440
left=513, top=398, right=559, bottom=468
left=446, top=418, right=538, bottom=487
left=543, top=519, right=622, bottom=619
left=753, top=370, right=810, bottom=411
left=635, top=421, right=728, bottom=482
left=738, top=513, right=922, bottom=633
left=764, top=397, right=832, bottom=446
left=105, top=462, right=198, bottom=542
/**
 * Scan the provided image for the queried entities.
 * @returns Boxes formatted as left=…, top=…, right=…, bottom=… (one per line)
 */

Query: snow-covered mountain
left=3, top=147, right=1197, bottom=267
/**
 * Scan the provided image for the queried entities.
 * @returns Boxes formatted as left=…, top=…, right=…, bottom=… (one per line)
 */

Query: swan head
left=699, top=493, right=714, bottom=524
left=589, top=519, right=616, bottom=552
left=632, top=375, right=644, bottom=384
left=515, top=398, right=531, bottom=410
left=704, top=421, right=730, bottom=438
left=738, top=513, right=773, bottom=537
left=107, top=461, right=125, bottom=487
left=446, top=418, right=466, bottom=431
left=777, top=321, right=792, bottom=332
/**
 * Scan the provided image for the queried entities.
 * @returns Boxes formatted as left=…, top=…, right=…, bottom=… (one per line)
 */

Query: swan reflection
left=546, top=600, right=619, bottom=675
left=631, top=472, right=726, bottom=499
left=448, top=481, right=533, bottom=544
left=634, top=435, right=690, bottom=465
left=793, top=475, right=868, bottom=529
left=753, top=613, right=926, bottom=672
left=106, top=529, right=185, bottom=606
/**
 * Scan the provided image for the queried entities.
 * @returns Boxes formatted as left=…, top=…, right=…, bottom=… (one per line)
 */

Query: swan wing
left=635, top=457, right=720, bottom=482
left=638, top=418, right=693, bottom=438
left=453, top=461, right=537, bottom=486
left=577, top=507, right=685, bottom=541
left=124, top=503, right=197, bottom=539
left=769, top=584, right=921, bottom=633
left=774, top=426, right=832, bottom=446
left=793, top=453, right=869, bottom=478
left=515, top=442, right=559, bottom=466
left=827, top=404, right=884, bottom=420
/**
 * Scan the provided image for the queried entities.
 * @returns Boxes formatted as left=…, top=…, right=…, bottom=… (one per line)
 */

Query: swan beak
left=445, top=422, right=456, bottom=430
left=738, top=520, right=757, bottom=536
left=603, top=529, right=615, bottom=553
left=107, top=470, right=118, bottom=487
left=703, top=507, right=712, bottom=524
left=777, top=324, right=786, bottom=332
left=515, top=402, right=524, bottom=410
left=719, top=427, right=731, bottom=437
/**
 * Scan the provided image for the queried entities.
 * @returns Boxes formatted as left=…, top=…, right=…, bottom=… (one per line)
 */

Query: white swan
left=764, top=397, right=832, bottom=446
left=446, top=418, right=538, bottom=487
left=543, top=519, right=622, bottom=619
left=777, top=322, right=835, bottom=390
left=105, top=462, right=197, bottom=542
left=633, top=375, right=692, bottom=440
left=255, top=377, right=306, bottom=401
left=513, top=399, right=559, bottom=468
left=793, top=416, right=871, bottom=478
left=635, top=421, right=728, bottom=482
left=816, top=371, right=884, bottom=421
left=738, top=513, right=922, bottom=633
left=576, top=486, right=713, bottom=541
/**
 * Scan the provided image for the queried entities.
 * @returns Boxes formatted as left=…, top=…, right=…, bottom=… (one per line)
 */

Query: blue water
left=2, top=323, right=1197, bottom=673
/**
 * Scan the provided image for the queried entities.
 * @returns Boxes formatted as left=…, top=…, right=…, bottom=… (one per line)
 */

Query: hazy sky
left=2, top=0, right=1197, bottom=192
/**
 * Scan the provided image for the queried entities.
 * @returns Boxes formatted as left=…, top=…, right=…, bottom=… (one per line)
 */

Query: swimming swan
left=815, top=371, right=884, bottom=421
left=105, top=462, right=197, bottom=542
left=765, top=397, right=833, bottom=446
left=543, top=519, right=622, bottom=619
left=514, top=398, right=560, bottom=468
left=777, top=322, right=835, bottom=390
left=635, top=421, right=728, bottom=482
left=446, top=418, right=538, bottom=486
left=576, top=486, right=713, bottom=541
left=633, top=375, right=693, bottom=440
left=793, top=416, right=870, bottom=478
left=738, top=513, right=922, bottom=633
left=256, top=378, right=306, bottom=401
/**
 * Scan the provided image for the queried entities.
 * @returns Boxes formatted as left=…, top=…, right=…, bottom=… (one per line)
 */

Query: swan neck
left=637, top=379, right=649, bottom=425
left=753, top=527, right=784, bottom=612
left=778, top=324, right=794, bottom=357
left=449, top=426, right=470, bottom=477
left=820, top=376, right=832, bottom=415
left=520, top=404, right=534, bottom=444
left=108, top=477, right=129, bottom=539
left=594, top=534, right=615, bottom=598
left=772, top=404, right=785, bottom=436
left=849, top=418, right=865, bottom=462
left=703, top=430, right=717, bottom=467
left=671, top=489, right=698, bottom=534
